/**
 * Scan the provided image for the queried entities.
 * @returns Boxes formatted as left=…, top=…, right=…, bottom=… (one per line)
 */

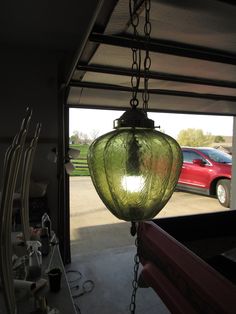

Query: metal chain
left=142, top=0, right=151, bottom=111
left=129, top=0, right=141, bottom=108
left=129, top=223, right=140, bottom=314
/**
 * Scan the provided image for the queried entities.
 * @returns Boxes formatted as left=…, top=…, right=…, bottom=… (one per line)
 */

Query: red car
left=177, top=147, right=232, bottom=207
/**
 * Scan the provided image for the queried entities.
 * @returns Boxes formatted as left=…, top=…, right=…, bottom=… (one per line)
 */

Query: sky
left=69, top=108, right=234, bottom=140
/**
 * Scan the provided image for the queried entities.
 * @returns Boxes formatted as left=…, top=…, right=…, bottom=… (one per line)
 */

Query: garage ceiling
left=66, top=0, right=236, bottom=116
left=0, top=0, right=105, bottom=83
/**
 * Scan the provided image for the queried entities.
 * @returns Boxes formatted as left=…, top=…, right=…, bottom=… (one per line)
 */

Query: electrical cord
left=66, top=269, right=95, bottom=314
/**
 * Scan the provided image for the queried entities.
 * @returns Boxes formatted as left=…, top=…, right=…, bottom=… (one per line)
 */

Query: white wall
left=0, top=48, right=60, bottom=229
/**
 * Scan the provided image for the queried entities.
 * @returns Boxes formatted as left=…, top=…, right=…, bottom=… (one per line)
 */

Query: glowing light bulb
left=121, top=175, right=145, bottom=193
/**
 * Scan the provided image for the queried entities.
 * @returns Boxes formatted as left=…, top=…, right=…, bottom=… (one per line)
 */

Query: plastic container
left=42, top=213, right=51, bottom=237
left=27, top=241, right=42, bottom=280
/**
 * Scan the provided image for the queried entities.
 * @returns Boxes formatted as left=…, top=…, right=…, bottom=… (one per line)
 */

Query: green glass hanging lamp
left=87, top=0, right=183, bottom=222
left=88, top=107, right=182, bottom=221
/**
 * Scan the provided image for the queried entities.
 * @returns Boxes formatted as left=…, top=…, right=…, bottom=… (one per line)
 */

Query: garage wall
left=0, top=48, right=60, bottom=230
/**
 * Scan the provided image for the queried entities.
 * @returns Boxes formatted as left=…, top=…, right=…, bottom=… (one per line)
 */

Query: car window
left=182, top=151, right=204, bottom=163
left=198, top=149, right=232, bottom=163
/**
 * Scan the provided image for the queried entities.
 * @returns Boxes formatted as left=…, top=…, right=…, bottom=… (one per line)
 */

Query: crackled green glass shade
left=87, top=109, right=183, bottom=221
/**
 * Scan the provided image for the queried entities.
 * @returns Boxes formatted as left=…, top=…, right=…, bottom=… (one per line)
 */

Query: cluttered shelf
left=0, top=226, right=76, bottom=314
left=16, top=239, right=76, bottom=314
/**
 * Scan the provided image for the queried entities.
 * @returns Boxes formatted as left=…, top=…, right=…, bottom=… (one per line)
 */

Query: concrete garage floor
left=68, top=177, right=226, bottom=313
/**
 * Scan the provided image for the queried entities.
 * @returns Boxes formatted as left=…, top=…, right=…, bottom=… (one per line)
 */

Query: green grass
left=69, top=144, right=90, bottom=176
left=70, top=144, right=89, bottom=158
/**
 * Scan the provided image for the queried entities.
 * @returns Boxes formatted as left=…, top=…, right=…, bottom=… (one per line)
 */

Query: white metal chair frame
left=20, top=122, right=41, bottom=243
left=0, top=108, right=32, bottom=314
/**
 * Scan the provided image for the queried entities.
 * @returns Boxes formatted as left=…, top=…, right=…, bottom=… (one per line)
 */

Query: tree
left=70, top=130, right=92, bottom=145
left=70, top=131, right=80, bottom=144
left=214, top=135, right=225, bottom=143
left=80, top=132, right=90, bottom=144
left=177, top=128, right=213, bottom=147
left=90, top=129, right=100, bottom=141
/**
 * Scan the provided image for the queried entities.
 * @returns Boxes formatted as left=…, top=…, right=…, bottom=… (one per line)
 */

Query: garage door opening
left=69, top=108, right=233, bottom=256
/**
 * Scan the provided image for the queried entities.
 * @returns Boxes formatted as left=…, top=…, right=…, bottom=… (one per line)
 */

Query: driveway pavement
left=68, top=177, right=228, bottom=314
left=69, top=176, right=226, bottom=255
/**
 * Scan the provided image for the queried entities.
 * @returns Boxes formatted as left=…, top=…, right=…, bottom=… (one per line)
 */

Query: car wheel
left=216, top=179, right=230, bottom=208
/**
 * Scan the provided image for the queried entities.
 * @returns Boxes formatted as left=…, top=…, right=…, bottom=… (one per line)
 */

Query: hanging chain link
left=129, top=222, right=140, bottom=314
left=129, top=0, right=151, bottom=111
left=142, top=0, right=151, bottom=111
left=128, top=2, right=151, bottom=312
left=129, top=0, right=141, bottom=108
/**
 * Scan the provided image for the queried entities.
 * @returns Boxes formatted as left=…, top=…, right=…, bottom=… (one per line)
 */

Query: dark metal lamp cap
left=113, top=108, right=155, bottom=129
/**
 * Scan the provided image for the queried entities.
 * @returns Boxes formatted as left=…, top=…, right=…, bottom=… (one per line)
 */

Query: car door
left=178, top=150, right=211, bottom=189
